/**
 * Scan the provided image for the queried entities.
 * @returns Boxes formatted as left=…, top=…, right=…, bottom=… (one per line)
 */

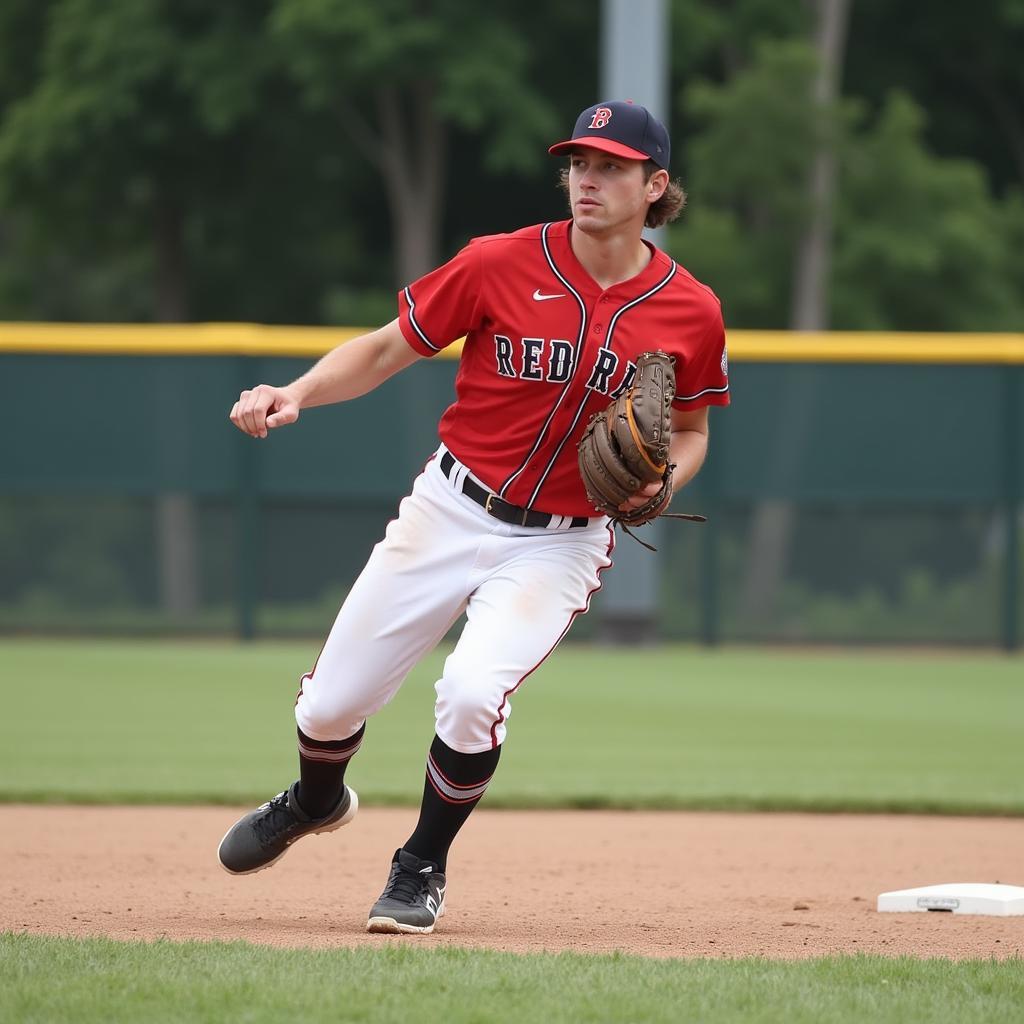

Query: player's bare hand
left=229, top=384, right=301, bottom=438
left=617, top=480, right=662, bottom=513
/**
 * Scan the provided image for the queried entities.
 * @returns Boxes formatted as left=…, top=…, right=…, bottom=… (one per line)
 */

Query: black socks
left=294, top=727, right=500, bottom=867
left=295, top=724, right=364, bottom=819
left=402, top=734, right=501, bottom=872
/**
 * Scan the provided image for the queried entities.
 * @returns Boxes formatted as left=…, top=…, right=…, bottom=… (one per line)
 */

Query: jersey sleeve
left=672, top=304, right=730, bottom=409
left=397, top=239, right=485, bottom=357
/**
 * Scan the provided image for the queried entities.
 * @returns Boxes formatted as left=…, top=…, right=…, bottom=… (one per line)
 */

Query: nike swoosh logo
left=533, top=289, right=566, bottom=301
left=426, top=885, right=445, bottom=917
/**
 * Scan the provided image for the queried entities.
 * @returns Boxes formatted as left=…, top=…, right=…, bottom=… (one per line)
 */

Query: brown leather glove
left=577, top=351, right=705, bottom=546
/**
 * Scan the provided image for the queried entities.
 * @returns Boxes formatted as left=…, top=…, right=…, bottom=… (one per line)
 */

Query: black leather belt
left=440, top=451, right=589, bottom=529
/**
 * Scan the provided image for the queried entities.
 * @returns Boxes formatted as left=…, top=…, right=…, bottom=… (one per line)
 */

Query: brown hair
left=557, top=158, right=687, bottom=229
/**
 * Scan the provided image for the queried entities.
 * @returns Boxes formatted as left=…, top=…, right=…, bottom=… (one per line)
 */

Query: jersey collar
left=546, top=219, right=672, bottom=302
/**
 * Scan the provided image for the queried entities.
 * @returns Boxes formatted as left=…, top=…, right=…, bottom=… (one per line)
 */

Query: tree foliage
left=0, top=0, right=1020, bottom=329
left=845, top=0, right=1024, bottom=192
left=0, top=0, right=280, bottom=319
left=273, top=0, right=557, bottom=174
left=270, top=0, right=562, bottom=281
left=833, top=93, right=1024, bottom=331
left=667, top=35, right=1024, bottom=330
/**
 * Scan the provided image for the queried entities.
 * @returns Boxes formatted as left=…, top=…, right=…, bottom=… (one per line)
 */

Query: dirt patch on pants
left=3, top=805, right=1021, bottom=959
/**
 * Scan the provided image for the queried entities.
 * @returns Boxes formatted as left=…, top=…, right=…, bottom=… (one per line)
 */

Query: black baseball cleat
left=366, top=849, right=447, bottom=934
left=217, top=782, right=358, bottom=875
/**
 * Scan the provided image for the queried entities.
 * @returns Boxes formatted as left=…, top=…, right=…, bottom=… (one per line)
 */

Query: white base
left=877, top=883, right=1024, bottom=916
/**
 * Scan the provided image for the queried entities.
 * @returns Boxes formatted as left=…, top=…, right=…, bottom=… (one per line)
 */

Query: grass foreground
left=1, top=639, right=1021, bottom=813
left=2, top=933, right=1022, bottom=1024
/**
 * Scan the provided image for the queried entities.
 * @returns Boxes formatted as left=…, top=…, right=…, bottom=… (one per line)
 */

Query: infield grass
left=1, top=639, right=1021, bottom=813
left=2, top=934, right=1022, bottom=1024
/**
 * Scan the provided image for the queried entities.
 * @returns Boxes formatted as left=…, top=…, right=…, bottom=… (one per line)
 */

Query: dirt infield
left=3, top=805, right=1022, bottom=959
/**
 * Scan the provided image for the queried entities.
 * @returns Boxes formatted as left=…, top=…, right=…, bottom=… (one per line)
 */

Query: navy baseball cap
left=548, top=100, right=670, bottom=170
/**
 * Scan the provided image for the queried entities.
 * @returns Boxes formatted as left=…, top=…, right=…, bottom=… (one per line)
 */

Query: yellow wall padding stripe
left=724, top=331, right=1024, bottom=365
left=0, top=322, right=380, bottom=358
left=1, top=323, right=1023, bottom=364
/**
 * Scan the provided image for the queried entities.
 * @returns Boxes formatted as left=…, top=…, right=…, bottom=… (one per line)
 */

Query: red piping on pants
left=488, top=524, right=616, bottom=748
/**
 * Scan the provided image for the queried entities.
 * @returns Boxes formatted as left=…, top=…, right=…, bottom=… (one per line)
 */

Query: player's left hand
left=617, top=480, right=664, bottom=514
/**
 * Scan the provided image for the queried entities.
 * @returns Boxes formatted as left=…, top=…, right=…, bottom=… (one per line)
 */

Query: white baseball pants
left=294, top=445, right=615, bottom=753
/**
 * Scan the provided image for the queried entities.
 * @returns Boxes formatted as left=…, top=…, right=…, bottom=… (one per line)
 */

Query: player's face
left=567, top=148, right=661, bottom=236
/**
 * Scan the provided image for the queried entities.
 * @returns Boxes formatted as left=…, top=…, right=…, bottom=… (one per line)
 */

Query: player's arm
left=619, top=406, right=709, bottom=511
left=230, top=318, right=421, bottom=438
left=667, top=406, right=709, bottom=492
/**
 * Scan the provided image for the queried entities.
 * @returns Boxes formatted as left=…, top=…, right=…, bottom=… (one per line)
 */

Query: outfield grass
left=1, top=639, right=1021, bottom=812
left=2, top=934, right=1022, bottom=1024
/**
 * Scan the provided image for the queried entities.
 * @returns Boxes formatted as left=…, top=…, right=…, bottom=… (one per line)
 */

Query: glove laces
left=613, top=512, right=707, bottom=551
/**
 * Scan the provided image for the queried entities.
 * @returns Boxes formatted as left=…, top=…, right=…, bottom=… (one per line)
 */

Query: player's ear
left=646, top=169, right=669, bottom=203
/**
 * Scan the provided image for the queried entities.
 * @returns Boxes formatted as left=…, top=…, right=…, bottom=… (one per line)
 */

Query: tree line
left=0, top=0, right=1021, bottom=332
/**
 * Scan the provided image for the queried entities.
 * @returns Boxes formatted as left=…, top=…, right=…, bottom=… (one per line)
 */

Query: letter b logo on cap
left=588, top=107, right=613, bottom=130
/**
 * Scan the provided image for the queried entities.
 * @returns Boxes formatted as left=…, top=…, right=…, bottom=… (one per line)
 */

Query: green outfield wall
left=1, top=326, right=1021, bottom=648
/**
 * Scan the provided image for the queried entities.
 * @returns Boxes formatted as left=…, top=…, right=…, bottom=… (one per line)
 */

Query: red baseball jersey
left=397, top=219, right=729, bottom=517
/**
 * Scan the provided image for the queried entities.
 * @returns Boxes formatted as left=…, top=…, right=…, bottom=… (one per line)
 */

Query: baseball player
left=220, top=101, right=729, bottom=934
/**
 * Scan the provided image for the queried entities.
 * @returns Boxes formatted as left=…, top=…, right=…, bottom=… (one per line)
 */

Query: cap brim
left=548, top=138, right=651, bottom=162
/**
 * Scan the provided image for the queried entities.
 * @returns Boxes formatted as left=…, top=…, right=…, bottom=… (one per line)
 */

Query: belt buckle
left=485, top=492, right=532, bottom=528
